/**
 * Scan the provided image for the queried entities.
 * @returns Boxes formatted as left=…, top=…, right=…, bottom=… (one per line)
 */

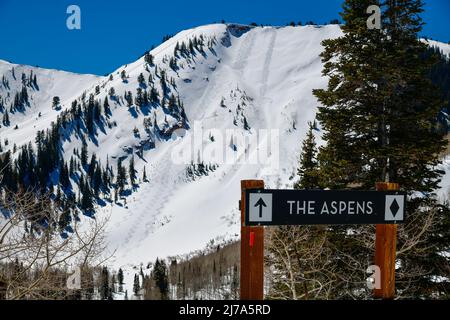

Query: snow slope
left=423, top=39, right=450, bottom=58
left=2, top=24, right=449, bottom=288
left=90, top=24, right=342, bottom=269
left=0, top=59, right=100, bottom=147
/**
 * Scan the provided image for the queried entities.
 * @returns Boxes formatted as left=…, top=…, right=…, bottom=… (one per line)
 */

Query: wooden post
left=240, top=180, right=265, bottom=300
left=374, top=182, right=399, bottom=299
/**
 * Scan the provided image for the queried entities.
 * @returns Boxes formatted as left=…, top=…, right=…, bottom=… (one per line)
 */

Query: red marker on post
left=249, top=231, right=255, bottom=247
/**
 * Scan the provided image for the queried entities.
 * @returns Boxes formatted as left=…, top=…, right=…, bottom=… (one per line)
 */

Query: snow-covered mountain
left=93, top=24, right=342, bottom=268
left=0, top=59, right=100, bottom=147
left=1, top=23, right=449, bottom=277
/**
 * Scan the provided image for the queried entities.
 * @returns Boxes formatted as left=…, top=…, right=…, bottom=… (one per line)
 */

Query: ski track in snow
left=257, top=29, right=278, bottom=130
left=121, top=147, right=178, bottom=250
left=194, top=60, right=222, bottom=121
left=260, top=30, right=277, bottom=97
left=233, top=30, right=256, bottom=72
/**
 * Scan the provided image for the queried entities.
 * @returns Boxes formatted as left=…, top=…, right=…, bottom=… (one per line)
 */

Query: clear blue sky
left=0, top=0, right=449, bottom=75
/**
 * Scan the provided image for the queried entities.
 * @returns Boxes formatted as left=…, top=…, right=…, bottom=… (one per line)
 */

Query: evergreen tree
left=138, top=73, right=146, bottom=86
left=144, top=52, right=154, bottom=65
left=81, top=186, right=93, bottom=211
left=142, top=90, right=149, bottom=106
left=2, top=109, right=9, bottom=126
left=58, top=206, right=71, bottom=231
left=60, top=162, right=71, bottom=190
left=88, top=153, right=97, bottom=180
left=243, top=116, right=250, bottom=130
left=108, top=87, right=116, bottom=97
left=314, top=0, right=444, bottom=191
left=153, top=258, right=169, bottom=300
left=116, top=159, right=127, bottom=194
left=133, top=274, right=140, bottom=297
left=121, top=70, right=127, bottom=81
left=111, top=274, right=117, bottom=293
left=69, top=156, right=75, bottom=176
left=0, top=152, right=17, bottom=192
left=80, top=175, right=94, bottom=212
left=140, top=266, right=145, bottom=281
left=125, top=91, right=133, bottom=106
left=93, top=165, right=102, bottom=197
left=167, top=94, right=177, bottom=113
left=84, top=94, right=99, bottom=134
left=117, top=268, right=124, bottom=284
left=135, top=88, right=143, bottom=107
left=294, top=122, right=320, bottom=189
left=80, top=141, right=88, bottom=167
left=149, top=86, right=159, bottom=104
left=103, top=97, right=111, bottom=117
left=129, top=154, right=136, bottom=186
left=102, top=166, right=109, bottom=190
left=308, top=0, right=449, bottom=298
left=100, top=266, right=110, bottom=300
left=52, top=96, right=60, bottom=109
left=160, top=72, right=168, bottom=96
left=169, top=57, right=177, bottom=70
left=21, top=72, right=26, bottom=86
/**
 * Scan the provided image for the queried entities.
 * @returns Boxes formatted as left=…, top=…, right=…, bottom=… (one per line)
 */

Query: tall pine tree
left=116, top=159, right=127, bottom=194
left=309, top=0, right=450, bottom=298
left=294, top=122, right=320, bottom=190
left=129, top=154, right=136, bottom=186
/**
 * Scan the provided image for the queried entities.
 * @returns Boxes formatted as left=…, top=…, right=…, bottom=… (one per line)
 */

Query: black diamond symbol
left=390, top=199, right=400, bottom=218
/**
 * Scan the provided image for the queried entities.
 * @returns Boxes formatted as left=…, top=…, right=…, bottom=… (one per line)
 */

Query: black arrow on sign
left=254, top=198, right=267, bottom=218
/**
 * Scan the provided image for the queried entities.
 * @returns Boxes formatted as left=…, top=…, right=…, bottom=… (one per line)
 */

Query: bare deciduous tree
left=265, top=199, right=450, bottom=300
left=0, top=187, right=113, bottom=300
